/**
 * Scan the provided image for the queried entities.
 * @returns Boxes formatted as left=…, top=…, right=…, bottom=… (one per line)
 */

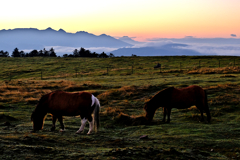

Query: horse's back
left=171, top=85, right=205, bottom=108
left=39, top=91, right=92, bottom=116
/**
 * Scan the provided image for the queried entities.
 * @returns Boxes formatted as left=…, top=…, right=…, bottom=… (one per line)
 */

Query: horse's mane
left=31, top=93, right=50, bottom=121
left=147, top=87, right=175, bottom=104
left=34, top=92, right=53, bottom=113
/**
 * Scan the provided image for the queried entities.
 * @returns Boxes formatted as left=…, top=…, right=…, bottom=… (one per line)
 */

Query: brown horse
left=144, top=85, right=211, bottom=123
left=31, top=90, right=100, bottom=134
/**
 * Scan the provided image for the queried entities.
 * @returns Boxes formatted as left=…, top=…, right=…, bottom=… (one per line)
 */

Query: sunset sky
left=1, top=0, right=240, bottom=41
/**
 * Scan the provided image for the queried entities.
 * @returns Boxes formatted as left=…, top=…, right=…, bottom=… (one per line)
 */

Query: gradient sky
left=1, top=0, right=240, bottom=41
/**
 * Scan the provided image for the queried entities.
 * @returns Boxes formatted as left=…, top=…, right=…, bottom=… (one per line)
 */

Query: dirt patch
left=0, top=114, right=17, bottom=123
left=0, top=105, right=6, bottom=109
left=184, top=114, right=202, bottom=122
left=113, top=113, right=148, bottom=126
left=220, top=74, right=237, bottom=78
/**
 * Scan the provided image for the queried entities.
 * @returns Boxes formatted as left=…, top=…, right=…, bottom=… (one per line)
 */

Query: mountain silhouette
left=109, top=43, right=202, bottom=56
left=0, top=28, right=132, bottom=52
left=118, top=36, right=143, bottom=45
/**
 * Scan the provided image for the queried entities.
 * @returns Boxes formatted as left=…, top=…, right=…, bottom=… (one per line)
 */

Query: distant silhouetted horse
left=31, top=90, right=100, bottom=134
left=144, top=85, right=211, bottom=123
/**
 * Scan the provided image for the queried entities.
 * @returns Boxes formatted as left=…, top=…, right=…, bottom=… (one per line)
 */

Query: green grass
left=0, top=56, right=239, bottom=80
left=0, top=56, right=240, bottom=159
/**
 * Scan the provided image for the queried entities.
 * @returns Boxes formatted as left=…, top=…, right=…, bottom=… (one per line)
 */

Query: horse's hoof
left=87, top=131, right=93, bottom=135
left=76, top=130, right=83, bottom=134
left=30, top=130, right=35, bottom=133
left=59, top=129, right=65, bottom=132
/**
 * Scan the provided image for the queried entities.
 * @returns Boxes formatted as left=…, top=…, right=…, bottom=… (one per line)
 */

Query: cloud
left=175, top=43, right=240, bottom=56
left=129, top=37, right=240, bottom=56
left=23, top=39, right=240, bottom=57
left=131, top=40, right=174, bottom=48
left=231, top=34, right=237, bottom=37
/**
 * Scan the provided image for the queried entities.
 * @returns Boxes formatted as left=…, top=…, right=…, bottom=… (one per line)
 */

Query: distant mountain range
left=1, top=28, right=239, bottom=56
left=0, top=28, right=132, bottom=53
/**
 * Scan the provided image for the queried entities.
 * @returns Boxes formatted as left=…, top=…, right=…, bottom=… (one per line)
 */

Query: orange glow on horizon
left=1, top=0, right=240, bottom=41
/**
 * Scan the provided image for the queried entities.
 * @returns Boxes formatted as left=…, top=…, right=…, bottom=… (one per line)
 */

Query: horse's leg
left=205, top=107, right=211, bottom=123
left=87, top=120, right=94, bottom=135
left=76, top=118, right=87, bottom=134
left=196, top=104, right=204, bottom=122
left=162, top=107, right=166, bottom=122
left=200, top=109, right=204, bottom=122
left=51, top=115, right=57, bottom=131
left=58, top=116, right=65, bottom=132
left=87, top=115, right=94, bottom=135
left=166, top=108, right=172, bottom=123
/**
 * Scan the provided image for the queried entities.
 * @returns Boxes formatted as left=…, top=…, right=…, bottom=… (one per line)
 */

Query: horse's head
left=144, top=101, right=155, bottom=121
left=31, top=110, right=44, bottom=132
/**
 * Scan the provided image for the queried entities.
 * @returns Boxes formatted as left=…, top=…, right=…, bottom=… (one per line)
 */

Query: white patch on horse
left=91, top=94, right=95, bottom=107
left=87, top=120, right=94, bottom=135
left=59, top=129, right=65, bottom=132
left=92, top=94, right=100, bottom=108
left=76, top=118, right=87, bottom=134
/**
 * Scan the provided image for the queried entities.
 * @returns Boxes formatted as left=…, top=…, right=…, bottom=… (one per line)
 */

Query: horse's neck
left=149, top=98, right=158, bottom=110
left=35, top=106, right=47, bottom=117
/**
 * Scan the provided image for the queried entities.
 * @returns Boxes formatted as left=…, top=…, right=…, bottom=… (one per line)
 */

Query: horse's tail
left=204, top=90, right=211, bottom=122
left=92, top=95, right=100, bottom=133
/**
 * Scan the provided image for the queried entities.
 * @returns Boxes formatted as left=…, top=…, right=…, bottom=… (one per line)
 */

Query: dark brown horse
left=144, top=85, right=211, bottom=123
left=31, top=90, right=100, bottom=134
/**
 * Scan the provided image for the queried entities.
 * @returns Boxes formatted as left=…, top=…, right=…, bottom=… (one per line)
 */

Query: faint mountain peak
left=99, top=34, right=110, bottom=37
left=58, top=28, right=66, bottom=33
left=76, top=31, right=89, bottom=34
left=118, top=36, right=142, bottom=45
left=120, top=36, right=133, bottom=40
left=162, top=43, right=189, bottom=48
left=45, top=27, right=55, bottom=31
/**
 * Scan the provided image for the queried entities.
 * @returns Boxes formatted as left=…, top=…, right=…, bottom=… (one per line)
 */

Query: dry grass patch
left=113, top=112, right=148, bottom=126
left=98, top=85, right=159, bottom=102
left=101, top=107, right=122, bottom=116
left=25, top=97, right=39, bottom=104
left=0, top=79, right=105, bottom=104
left=188, top=66, right=240, bottom=74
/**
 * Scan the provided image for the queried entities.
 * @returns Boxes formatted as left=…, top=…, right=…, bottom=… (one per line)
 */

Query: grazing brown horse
left=31, top=90, right=100, bottom=134
left=144, top=85, right=211, bottom=123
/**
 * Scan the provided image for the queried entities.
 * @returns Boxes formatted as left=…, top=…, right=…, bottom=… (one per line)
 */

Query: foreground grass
left=0, top=56, right=240, bottom=159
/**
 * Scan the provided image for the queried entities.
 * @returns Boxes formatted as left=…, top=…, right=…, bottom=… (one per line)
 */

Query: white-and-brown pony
left=31, top=90, right=100, bottom=134
left=144, top=85, right=211, bottom=123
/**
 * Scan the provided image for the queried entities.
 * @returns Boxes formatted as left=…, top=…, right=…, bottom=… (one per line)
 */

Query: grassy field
left=0, top=56, right=240, bottom=159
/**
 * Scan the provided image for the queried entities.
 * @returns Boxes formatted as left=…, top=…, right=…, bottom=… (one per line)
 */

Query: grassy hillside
left=0, top=56, right=239, bottom=80
left=0, top=56, right=240, bottom=159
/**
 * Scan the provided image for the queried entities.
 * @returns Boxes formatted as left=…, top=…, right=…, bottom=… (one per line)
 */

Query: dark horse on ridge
left=31, top=90, right=100, bottom=134
left=144, top=85, right=211, bottom=123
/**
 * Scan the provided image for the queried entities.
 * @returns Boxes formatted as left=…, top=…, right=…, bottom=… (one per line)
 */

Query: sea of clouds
left=42, top=37, right=240, bottom=57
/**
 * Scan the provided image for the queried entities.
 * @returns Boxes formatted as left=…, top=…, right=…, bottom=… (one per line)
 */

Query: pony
left=144, top=85, right=211, bottom=123
left=31, top=90, right=100, bottom=134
